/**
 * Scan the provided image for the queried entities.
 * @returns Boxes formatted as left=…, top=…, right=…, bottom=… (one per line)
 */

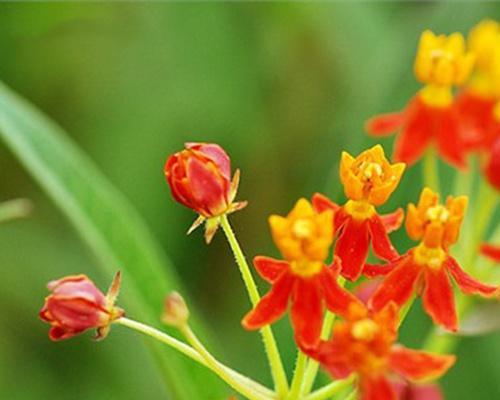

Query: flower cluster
left=38, top=19, right=500, bottom=400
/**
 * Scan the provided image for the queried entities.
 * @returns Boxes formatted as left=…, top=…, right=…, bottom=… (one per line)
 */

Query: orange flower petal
left=320, top=266, right=363, bottom=318
left=389, top=345, right=456, bottom=381
left=335, top=216, right=370, bottom=281
left=422, top=268, right=458, bottom=331
left=445, top=256, right=497, bottom=296
left=368, top=214, right=400, bottom=261
left=253, top=256, right=290, bottom=283
left=365, top=112, right=405, bottom=137
left=242, top=273, right=295, bottom=330
left=480, top=243, right=500, bottom=261
left=379, top=208, right=404, bottom=233
left=360, top=375, right=397, bottom=400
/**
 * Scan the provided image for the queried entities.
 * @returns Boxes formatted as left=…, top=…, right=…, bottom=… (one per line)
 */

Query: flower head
left=269, top=198, right=333, bottom=277
left=40, top=272, right=123, bottom=341
left=308, top=302, right=455, bottom=400
left=164, top=142, right=246, bottom=243
left=415, top=30, right=474, bottom=89
left=406, top=187, right=468, bottom=249
left=243, top=199, right=360, bottom=349
left=340, top=145, right=405, bottom=207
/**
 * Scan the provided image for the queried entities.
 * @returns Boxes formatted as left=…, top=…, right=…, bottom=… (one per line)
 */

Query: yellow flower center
left=292, top=218, right=314, bottom=239
left=419, top=84, right=454, bottom=107
left=413, top=242, right=446, bottom=269
left=425, top=205, right=450, bottom=223
left=351, top=318, right=379, bottom=341
left=344, top=200, right=376, bottom=221
left=290, top=260, right=323, bottom=278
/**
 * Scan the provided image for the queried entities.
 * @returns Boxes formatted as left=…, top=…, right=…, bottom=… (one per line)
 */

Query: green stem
left=220, top=214, right=289, bottom=397
left=422, top=148, right=440, bottom=193
left=288, top=351, right=308, bottom=400
left=301, top=279, right=345, bottom=395
left=115, top=318, right=274, bottom=400
left=181, top=325, right=273, bottom=400
left=304, top=375, right=356, bottom=400
left=343, top=389, right=358, bottom=400
left=0, top=198, right=32, bottom=222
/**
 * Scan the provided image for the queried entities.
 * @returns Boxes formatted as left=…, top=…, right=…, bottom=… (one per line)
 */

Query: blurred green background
left=0, top=2, right=499, bottom=399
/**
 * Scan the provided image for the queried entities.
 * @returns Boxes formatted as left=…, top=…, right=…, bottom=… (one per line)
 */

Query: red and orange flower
left=164, top=142, right=246, bottom=243
left=40, top=273, right=123, bottom=341
left=313, top=145, right=405, bottom=281
left=307, top=301, right=455, bottom=400
left=242, top=199, right=361, bottom=349
left=366, top=31, right=475, bottom=167
left=367, top=188, right=497, bottom=331
left=456, top=20, right=500, bottom=152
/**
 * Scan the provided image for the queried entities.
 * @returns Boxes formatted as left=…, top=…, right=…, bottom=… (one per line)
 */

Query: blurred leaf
left=0, top=81, right=226, bottom=399
left=458, top=302, right=500, bottom=337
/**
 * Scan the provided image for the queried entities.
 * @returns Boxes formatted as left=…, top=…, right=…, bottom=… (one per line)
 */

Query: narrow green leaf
left=0, top=81, right=227, bottom=399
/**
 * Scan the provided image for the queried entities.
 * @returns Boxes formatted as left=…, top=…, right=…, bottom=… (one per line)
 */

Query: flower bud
left=164, top=143, right=241, bottom=218
left=485, top=137, right=500, bottom=190
left=162, top=292, right=189, bottom=328
left=39, top=273, right=123, bottom=341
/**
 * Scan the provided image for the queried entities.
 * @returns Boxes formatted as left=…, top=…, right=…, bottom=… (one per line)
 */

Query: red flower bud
left=485, top=137, right=500, bottom=190
left=164, top=143, right=246, bottom=243
left=40, top=273, right=123, bottom=341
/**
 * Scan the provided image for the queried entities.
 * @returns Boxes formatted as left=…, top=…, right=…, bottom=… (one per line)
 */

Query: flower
left=366, top=31, right=475, bottom=167
left=162, top=292, right=190, bottom=328
left=164, top=142, right=247, bottom=243
left=367, top=188, right=497, bottom=331
left=40, top=272, right=123, bottom=341
left=456, top=20, right=500, bottom=152
left=307, top=302, right=455, bottom=400
left=481, top=243, right=500, bottom=262
left=313, top=145, right=405, bottom=281
left=484, top=137, right=500, bottom=190
left=242, top=199, right=362, bottom=349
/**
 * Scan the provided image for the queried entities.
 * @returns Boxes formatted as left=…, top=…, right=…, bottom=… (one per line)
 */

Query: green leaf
left=0, top=81, right=227, bottom=399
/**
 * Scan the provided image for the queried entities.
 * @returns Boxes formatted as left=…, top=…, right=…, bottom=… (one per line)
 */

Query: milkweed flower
left=164, top=142, right=247, bottom=243
left=242, top=198, right=362, bottom=349
left=306, top=302, right=455, bottom=400
left=367, top=188, right=497, bottom=331
left=456, top=20, right=500, bottom=152
left=313, top=145, right=405, bottom=281
left=40, top=272, right=123, bottom=341
left=366, top=30, right=475, bottom=167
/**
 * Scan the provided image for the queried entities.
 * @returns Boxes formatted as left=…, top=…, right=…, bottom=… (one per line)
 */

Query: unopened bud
left=162, top=292, right=189, bottom=327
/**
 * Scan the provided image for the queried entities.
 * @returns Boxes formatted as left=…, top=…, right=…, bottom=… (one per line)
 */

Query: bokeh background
left=1, top=2, right=499, bottom=399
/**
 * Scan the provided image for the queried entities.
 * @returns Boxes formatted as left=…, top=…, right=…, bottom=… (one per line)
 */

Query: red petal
left=363, top=261, right=397, bottom=278
left=307, top=341, right=352, bottom=379
left=422, top=267, right=457, bottom=331
left=320, top=266, right=363, bottom=318
left=390, top=345, right=456, bottom=381
left=369, top=215, right=399, bottom=261
left=253, top=256, right=289, bottom=283
left=435, top=108, right=466, bottom=168
left=186, top=142, right=231, bottom=181
left=186, top=156, right=228, bottom=216
left=48, top=326, right=82, bottom=341
left=393, top=98, right=432, bottom=165
left=379, top=208, right=404, bottom=233
left=291, top=278, right=323, bottom=349
left=369, top=255, right=422, bottom=312
left=445, top=257, right=497, bottom=297
left=480, top=243, right=500, bottom=262
left=366, top=112, right=405, bottom=137
left=312, top=192, right=340, bottom=213
left=361, top=375, right=396, bottom=400
left=335, top=217, right=370, bottom=281
left=45, top=297, right=107, bottom=331
left=242, top=273, right=294, bottom=329
left=485, top=138, right=500, bottom=190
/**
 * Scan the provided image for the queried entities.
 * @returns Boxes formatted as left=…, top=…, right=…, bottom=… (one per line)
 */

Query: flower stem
left=220, top=214, right=289, bottom=397
left=422, top=148, right=440, bottom=193
left=0, top=198, right=32, bottom=223
left=300, top=278, right=345, bottom=396
left=288, top=351, right=308, bottom=400
left=304, top=375, right=356, bottom=400
left=115, top=318, right=274, bottom=400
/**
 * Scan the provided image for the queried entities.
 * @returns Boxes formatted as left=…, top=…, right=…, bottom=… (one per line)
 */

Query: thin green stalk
left=422, top=148, right=440, bottom=193
left=181, top=325, right=273, bottom=400
left=220, top=214, right=289, bottom=397
left=288, top=351, right=308, bottom=400
left=116, top=318, right=274, bottom=400
left=301, top=279, right=345, bottom=395
left=0, top=198, right=32, bottom=222
left=304, top=375, right=356, bottom=400
left=343, top=389, right=358, bottom=400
